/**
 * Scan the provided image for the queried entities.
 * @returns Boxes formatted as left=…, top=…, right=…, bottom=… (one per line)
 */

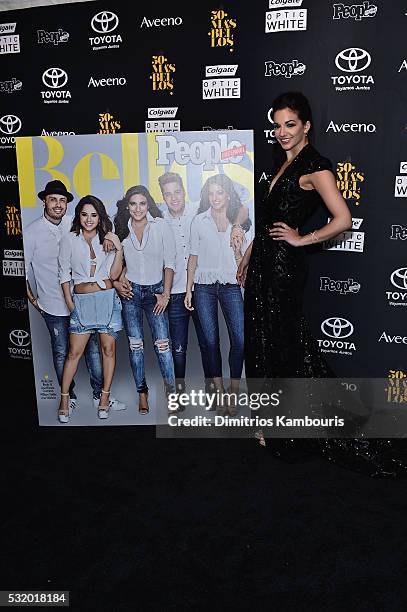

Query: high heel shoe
left=138, top=391, right=149, bottom=414
left=58, top=392, right=70, bottom=423
left=254, top=429, right=266, bottom=447
left=98, top=389, right=111, bottom=419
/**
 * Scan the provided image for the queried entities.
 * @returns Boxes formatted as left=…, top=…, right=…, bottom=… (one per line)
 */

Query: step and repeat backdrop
left=0, top=0, right=406, bottom=425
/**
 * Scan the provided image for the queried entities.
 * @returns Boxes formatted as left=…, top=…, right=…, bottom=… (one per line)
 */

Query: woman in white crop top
left=57, top=195, right=123, bottom=422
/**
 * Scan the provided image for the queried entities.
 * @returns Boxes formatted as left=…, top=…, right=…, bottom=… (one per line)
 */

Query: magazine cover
left=16, top=130, right=254, bottom=426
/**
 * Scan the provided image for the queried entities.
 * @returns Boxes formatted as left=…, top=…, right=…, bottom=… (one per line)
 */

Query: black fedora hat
left=38, top=180, right=74, bottom=203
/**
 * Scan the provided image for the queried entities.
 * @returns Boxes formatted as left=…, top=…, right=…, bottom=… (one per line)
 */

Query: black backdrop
left=1, top=0, right=407, bottom=429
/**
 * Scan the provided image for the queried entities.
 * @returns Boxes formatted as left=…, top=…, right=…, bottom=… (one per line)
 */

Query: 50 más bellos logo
left=89, top=11, right=122, bottom=51
left=41, top=67, right=71, bottom=104
left=5, top=205, right=22, bottom=237
left=332, top=2, right=377, bottom=20
left=319, top=317, right=356, bottom=356
left=336, top=160, right=365, bottom=205
left=332, top=47, right=374, bottom=92
left=265, top=58, right=306, bottom=78
left=37, top=28, right=69, bottom=45
left=150, top=55, right=175, bottom=94
left=266, top=0, right=307, bottom=33
left=203, top=65, right=240, bottom=100
left=98, top=112, right=121, bottom=134
left=385, top=369, right=407, bottom=404
left=208, top=9, right=236, bottom=51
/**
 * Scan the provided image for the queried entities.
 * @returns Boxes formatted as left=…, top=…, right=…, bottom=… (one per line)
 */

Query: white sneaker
left=93, top=395, right=127, bottom=411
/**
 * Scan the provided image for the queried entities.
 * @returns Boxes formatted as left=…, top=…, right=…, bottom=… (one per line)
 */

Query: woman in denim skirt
left=114, top=186, right=177, bottom=414
left=58, top=195, right=123, bottom=422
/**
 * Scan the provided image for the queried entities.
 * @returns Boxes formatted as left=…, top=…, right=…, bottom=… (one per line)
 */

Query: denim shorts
left=69, top=289, right=123, bottom=339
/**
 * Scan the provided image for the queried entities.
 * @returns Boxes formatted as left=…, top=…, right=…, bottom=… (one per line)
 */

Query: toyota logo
left=321, top=317, right=354, bottom=339
left=267, top=107, right=274, bottom=124
left=91, top=11, right=119, bottom=33
left=335, top=48, right=371, bottom=73
left=9, top=329, right=30, bottom=347
left=0, top=114, right=21, bottom=135
left=391, top=268, right=407, bottom=290
left=42, top=67, right=68, bottom=89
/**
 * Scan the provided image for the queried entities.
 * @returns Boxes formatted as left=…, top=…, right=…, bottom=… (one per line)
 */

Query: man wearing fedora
left=24, top=180, right=126, bottom=417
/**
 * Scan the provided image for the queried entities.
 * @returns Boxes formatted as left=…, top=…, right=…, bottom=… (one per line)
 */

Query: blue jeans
left=121, top=281, right=175, bottom=393
left=41, top=311, right=103, bottom=399
left=167, top=292, right=211, bottom=383
left=193, top=283, right=244, bottom=379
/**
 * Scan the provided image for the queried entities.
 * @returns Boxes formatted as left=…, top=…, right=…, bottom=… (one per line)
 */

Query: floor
left=2, top=422, right=407, bottom=611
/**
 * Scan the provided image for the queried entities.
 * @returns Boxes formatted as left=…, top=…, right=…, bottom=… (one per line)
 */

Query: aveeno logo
left=140, top=16, right=182, bottom=28
left=326, top=121, right=376, bottom=133
left=88, top=76, right=127, bottom=87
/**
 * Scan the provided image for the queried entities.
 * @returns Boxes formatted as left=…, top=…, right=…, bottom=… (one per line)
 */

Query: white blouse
left=58, top=230, right=116, bottom=288
left=189, top=208, right=253, bottom=285
left=121, top=213, right=176, bottom=285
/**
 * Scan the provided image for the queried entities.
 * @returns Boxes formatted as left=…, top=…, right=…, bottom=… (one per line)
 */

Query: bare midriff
left=74, top=279, right=113, bottom=294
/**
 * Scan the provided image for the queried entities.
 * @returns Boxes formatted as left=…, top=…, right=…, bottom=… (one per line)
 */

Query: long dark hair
left=270, top=91, right=314, bottom=173
left=198, top=174, right=242, bottom=224
left=71, top=195, right=112, bottom=243
left=114, top=185, right=163, bottom=241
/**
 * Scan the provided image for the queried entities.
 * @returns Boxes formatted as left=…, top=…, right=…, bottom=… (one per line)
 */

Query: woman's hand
left=113, top=277, right=133, bottom=299
left=184, top=290, right=194, bottom=311
left=153, top=292, right=170, bottom=315
left=68, top=301, right=75, bottom=313
left=103, top=232, right=122, bottom=252
left=269, top=222, right=301, bottom=246
left=236, top=256, right=249, bottom=287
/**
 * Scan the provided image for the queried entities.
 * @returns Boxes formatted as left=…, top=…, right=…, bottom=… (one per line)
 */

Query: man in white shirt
left=24, top=180, right=125, bottom=413
left=158, top=172, right=211, bottom=395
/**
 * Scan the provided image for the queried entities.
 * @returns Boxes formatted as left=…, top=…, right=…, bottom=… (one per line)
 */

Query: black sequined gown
left=244, top=144, right=407, bottom=478
left=245, top=144, right=332, bottom=379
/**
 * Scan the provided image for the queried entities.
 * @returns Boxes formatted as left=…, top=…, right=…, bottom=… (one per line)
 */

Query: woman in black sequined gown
left=237, top=92, right=407, bottom=477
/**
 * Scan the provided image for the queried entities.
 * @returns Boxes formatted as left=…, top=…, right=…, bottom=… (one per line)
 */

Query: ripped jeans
left=121, top=281, right=175, bottom=394
left=41, top=311, right=103, bottom=399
